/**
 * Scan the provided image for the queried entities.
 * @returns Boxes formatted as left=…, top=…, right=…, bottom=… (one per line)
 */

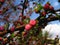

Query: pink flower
left=0, top=37, right=3, bottom=41
left=0, top=0, right=4, bottom=2
left=25, top=24, right=32, bottom=31
left=10, top=26, right=15, bottom=32
left=29, top=20, right=36, bottom=26
left=49, top=6, right=54, bottom=10
left=0, top=10, right=2, bottom=14
left=44, top=4, right=50, bottom=10
left=0, top=26, right=4, bottom=31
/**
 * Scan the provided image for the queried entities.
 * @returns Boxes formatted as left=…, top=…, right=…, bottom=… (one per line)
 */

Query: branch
left=55, top=9, right=60, bottom=12
left=0, top=24, right=25, bottom=36
left=47, top=16, right=59, bottom=22
left=37, top=15, right=60, bottom=28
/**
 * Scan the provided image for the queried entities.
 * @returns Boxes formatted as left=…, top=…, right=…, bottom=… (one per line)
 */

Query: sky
left=0, top=0, right=60, bottom=38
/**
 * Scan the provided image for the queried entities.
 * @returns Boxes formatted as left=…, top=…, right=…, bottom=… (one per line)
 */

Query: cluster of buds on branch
left=0, top=0, right=60, bottom=45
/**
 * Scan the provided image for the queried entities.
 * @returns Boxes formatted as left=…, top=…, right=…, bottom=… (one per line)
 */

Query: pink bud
left=25, top=24, right=32, bottom=31
left=44, top=4, right=50, bottom=10
left=0, top=26, right=4, bottom=31
left=0, top=10, right=2, bottom=14
left=0, top=0, right=4, bottom=2
left=0, top=37, right=3, bottom=41
left=10, top=26, right=15, bottom=32
left=29, top=20, right=36, bottom=26
left=49, top=6, right=54, bottom=10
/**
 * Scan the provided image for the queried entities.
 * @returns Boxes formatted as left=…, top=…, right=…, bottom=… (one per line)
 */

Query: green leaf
left=10, top=33, right=15, bottom=38
left=17, top=23, right=20, bottom=26
left=56, top=14, right=60, bottom=19
left=23, top=18, right=30, bottom=24
left=34, top=4, right=43, bottom=11
left=37, top=4, right=43, bottom=10
left=44, top=31, right=49, bottom=37
left=37, top=30, right=43, bottom=39
left=40, top=17, right=45, bottom=19
left=30, top=31, right=33, bottom=34
left=4, top=23, right=9, bottom=30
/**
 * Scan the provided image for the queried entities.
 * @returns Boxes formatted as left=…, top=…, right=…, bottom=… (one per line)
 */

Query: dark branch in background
left=37, top=9, right=60, bottom=28
left=58, top=0, right=60, bottom=2
left=22, top=0, right=28, bottom=19
left=0, top=24, right=25, bottom=36
left=47, top=16, right=59, bottom=22
left=55, top=9, right=60, bottom=11
left=22, top=0, right=25, bottom=16
left=38, top=15, right=60, bottom=28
